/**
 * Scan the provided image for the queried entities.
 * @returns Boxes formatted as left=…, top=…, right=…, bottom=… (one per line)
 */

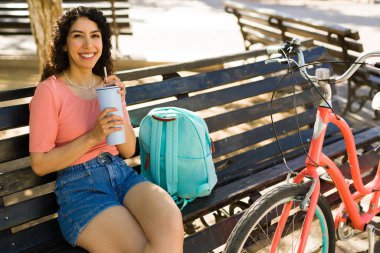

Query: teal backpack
left=139, top=107, right=218, bottom=209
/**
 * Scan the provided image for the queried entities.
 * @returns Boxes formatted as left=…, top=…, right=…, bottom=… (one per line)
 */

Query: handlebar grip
left=266, top=45, right=284, bottom=54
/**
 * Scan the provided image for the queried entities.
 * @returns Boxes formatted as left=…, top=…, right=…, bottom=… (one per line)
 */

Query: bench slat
left=212, top=110, right=315, bottom=158
left=0, top=29, right=31, bottom=35
left=0, top=134, right=29, bottom=164
left=0, top=104, right=29, bottom=131
left=0, top=86, right=35, bottom=102
left=0, top=193, right=57, bottom=231
left=284, top=26, right=363, bottom=52
left=117, top=49, right=269, bottom=80
left=184, top=212, right=243, bottom=253
left=241, top=21, right=283, bottom=42
left=246, top=32, right=280, bottom=46
left=25, top=236, right=86, bottom=253
left=126, top=60, right=282, bottom=105
left=0, top=218, right=61, bottom=253
left=0, top=4, right=27, bottom=9
left=0, top=167, right=56, bottom=198
left=128, top=73, right=307, bottom=127
left=326, top=151, right=379, bottom=206
left=215, top=125, right=343, bottom=186
left=0, top=199, right=11, bottom=239
left=126, top=46, right=326, bottom=106
left=206, top=88, right=317, bottom=133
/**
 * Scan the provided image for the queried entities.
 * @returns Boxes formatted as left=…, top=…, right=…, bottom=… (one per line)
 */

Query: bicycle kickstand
left=367, top=224, right=375, bottom=253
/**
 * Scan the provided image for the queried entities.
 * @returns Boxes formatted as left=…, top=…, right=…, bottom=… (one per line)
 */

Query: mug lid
left=96, top=85, right=119, bottom=91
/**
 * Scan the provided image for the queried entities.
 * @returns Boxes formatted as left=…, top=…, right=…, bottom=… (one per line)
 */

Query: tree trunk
left=27, top=0, right=63, bottom=73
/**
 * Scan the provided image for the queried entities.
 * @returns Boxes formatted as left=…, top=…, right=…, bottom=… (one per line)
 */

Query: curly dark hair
left=41, top=6, right=113, bottom=81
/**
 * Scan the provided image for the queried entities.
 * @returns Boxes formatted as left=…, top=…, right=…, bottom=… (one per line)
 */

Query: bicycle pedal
left=320, top=173, right=334, bottom=184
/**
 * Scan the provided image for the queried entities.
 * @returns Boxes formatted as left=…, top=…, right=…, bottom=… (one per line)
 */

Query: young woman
left=29, top=7, right=184, bottom=253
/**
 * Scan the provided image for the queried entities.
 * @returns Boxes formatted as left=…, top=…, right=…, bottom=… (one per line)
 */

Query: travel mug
left=96, top=85, right=125, bottom=145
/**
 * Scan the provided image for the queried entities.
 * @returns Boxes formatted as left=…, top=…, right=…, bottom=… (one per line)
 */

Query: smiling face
left=64, top=17, right=103, bottom=72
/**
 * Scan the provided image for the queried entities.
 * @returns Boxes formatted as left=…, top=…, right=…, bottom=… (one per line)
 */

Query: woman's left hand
left=103, top=75, right=126, bottom=101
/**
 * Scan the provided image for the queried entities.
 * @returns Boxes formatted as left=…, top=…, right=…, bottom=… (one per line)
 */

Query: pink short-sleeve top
left=29, top=76, right=131, bottom=165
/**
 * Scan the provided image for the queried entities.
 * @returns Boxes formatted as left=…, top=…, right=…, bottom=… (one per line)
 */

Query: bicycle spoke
left=266, top=213, right=269, bottom=247
left=258, top=223, right=272, bottom=243
left=225, top=184, right=334, bottom=253
left=248, top=233, right=267, bottom=252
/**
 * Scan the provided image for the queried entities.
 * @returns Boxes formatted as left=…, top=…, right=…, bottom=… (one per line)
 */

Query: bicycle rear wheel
left=224, top=183, right=335, bottom=253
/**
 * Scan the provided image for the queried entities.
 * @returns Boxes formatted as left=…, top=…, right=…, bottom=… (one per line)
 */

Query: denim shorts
left=54, top=152, right=147, bottom=246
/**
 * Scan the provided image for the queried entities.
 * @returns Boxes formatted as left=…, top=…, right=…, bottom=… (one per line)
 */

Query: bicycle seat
left=372, top=91, right=380, bottom=110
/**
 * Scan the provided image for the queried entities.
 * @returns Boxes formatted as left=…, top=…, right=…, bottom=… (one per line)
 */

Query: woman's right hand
left=90, top=108, right=124, bottom=143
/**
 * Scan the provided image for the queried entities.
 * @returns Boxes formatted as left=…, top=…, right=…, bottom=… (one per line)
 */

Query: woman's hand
left=103, top=74, right=126, bottom=102
left=90, top=108, right=124, bottom=143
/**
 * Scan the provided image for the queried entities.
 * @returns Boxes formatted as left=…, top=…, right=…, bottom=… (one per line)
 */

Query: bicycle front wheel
left=224, top=183, right=335, bottom=253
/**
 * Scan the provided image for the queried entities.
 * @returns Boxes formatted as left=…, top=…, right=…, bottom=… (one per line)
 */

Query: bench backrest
left=224, top=0, right=363, bottom=62
left=224, top=0, right=380, bottom=118
left=0, top=46, right=333, bottom=251
left=0, top=0, right=131, bottom=50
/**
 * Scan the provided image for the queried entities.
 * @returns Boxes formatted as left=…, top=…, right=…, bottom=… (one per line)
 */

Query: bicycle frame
left=271, top=105, right=380, bottom=253
left=263, top=41, right=380, bottom=253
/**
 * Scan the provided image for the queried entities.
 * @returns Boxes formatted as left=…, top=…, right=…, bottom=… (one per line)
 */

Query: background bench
left=0, top=46, right=379, bottom=252
left=0, top=0, right=131, bottom=52
left=225, top=0, right=380, bottom=120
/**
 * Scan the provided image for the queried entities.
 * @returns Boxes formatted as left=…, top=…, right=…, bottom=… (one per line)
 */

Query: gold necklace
left=64, top=71, right=96, bottom=89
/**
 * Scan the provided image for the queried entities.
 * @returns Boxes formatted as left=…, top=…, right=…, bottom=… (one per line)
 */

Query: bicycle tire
left=224, top=183, right=335, bottom=253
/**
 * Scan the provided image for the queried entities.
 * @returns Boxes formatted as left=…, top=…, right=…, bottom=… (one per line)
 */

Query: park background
left=0, top=0, right=379, bottom=252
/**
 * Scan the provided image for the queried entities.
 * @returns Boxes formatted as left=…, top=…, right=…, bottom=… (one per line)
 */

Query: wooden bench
left=0, top=0, right=131, bottom=52
left=0, top=46, right=379, bottom=252
left=224, top=0, right=380, bottom=120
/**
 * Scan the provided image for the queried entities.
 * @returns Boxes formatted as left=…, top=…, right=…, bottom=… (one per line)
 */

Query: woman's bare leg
left=76, top=205, right=147, bottom=253
left=124, top=182, right=184, bottom=253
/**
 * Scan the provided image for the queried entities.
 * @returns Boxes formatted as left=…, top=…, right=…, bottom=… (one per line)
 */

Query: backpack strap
left=150, top=118, right=163, bottom=186
left=165, top=117, right=179, bottom=196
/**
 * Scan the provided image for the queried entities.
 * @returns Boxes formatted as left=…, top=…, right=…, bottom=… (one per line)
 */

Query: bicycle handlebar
left=333, top=51, right=380, bottom=83
left=266, top=39, right=380, bottom=84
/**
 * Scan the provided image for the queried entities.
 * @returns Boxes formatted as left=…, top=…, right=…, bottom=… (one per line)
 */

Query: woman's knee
left=160, top=199, right=183, bottom=230
left=167, top=205, right=184, bottom=235
left=153, top=205, right=184, bottom=250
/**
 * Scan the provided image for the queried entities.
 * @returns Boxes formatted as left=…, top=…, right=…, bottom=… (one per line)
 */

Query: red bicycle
left=224, top=40, right=380, bottom=253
